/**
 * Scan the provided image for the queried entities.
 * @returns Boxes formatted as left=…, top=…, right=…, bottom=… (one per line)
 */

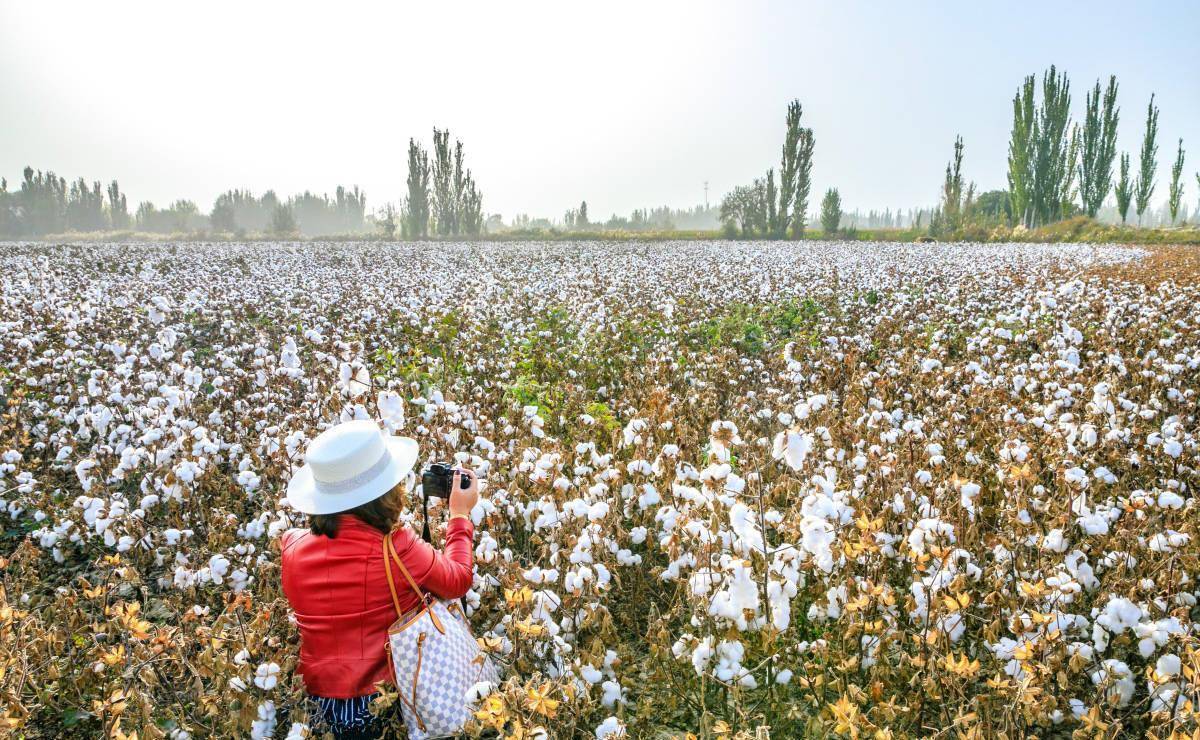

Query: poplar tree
left=1007, top=67, right=1075, bottom=227
left=404, top=138, right=431, bottom=239
left=1115, top=153, right=1133, bottom=224
left=941, top=136, right=966, bottom=229
left=1008, top=75, right=1036, bottom=227
left=1168, top=139, right=1185, bottom=224
left=461, top=180, right=483, bottom=236
left=776, top=100, right=803, bottom=238
left=1078, top=76, right=1120, bottom=217
left=765, top=169, right=778, bottom=236
left=427, top=129, right=484, bottom=238
left=106, top=180, right=129, bottom=230
left=1134, top=95, right=1159, bottom=225
left=451, top=139, right=470, bottom=235
left=458, top=172, right=482, bottom=237
left=1036, top=67, right=1074, bottom=224
left=791, top=128, right=815, bottom=238
left=431, top=128, right=455, bottom=236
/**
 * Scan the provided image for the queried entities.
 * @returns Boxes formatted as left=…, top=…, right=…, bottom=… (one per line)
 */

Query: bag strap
left=382, top=532, right=445, bottom=634
left=382, top=534, right=407, bottom=619
left=385, top=533, right=427, bottom=601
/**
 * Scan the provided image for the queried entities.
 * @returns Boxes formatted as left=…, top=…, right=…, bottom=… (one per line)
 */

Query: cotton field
left=2, top=239, right=1199, bottom=739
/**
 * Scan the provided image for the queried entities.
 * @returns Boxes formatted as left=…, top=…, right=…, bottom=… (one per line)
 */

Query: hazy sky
left=3, top=0, right=1197, bottom=221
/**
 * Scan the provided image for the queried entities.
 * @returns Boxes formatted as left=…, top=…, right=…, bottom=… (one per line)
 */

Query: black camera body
left=421, top=462, right=469, bottom=499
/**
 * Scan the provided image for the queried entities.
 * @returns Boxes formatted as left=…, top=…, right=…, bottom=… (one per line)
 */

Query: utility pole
left=703, top=181, right=709, bottom=209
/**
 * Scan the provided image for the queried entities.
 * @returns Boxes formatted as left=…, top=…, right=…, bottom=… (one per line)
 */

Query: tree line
left=393, top=128, right=484, bottom=239
left=0, top=169, right=370, bottom=238
left=718, top=67, right=1193, bottom=241
left=933, top=66, right=1191, bottom=236
left=494, top=203, right=720, bottom=233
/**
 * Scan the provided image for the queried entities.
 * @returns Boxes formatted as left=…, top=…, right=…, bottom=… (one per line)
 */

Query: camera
left=421, top=462, right=469, bottom=499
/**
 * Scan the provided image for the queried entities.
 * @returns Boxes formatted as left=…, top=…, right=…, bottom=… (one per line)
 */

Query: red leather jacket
left=280, top=515, right=475, bottom=698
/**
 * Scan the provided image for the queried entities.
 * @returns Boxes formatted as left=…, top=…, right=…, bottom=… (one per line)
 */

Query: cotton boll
left=1156, top=654, right=1181, bottom=678
left=587, top=501, right=610, bottom=521
left=377, top=391, right=406, bottom=431
left=599, top=680, right=624, bottom=707
left=250, top=700, right=277, bottom=740
left=253, top=662, right=281, bottom=690
left=594, top=717, right=626, bottom=739
left=465, top=681, right=495, bottom=703
left=1090, top=659, right=1134, bottom=707
left=285, top=722, right=309, bottom=740
left=772, top=430, right=813, bottom=471
left=690, top=636, right=715, bottom=675
left=579, top=664, right=603, bottom=684
left=959, top=481, right=980, bottom=517
left=1041, top=529, right=1068, bottom=553
left=1158, top=490, right=1185, bottom=509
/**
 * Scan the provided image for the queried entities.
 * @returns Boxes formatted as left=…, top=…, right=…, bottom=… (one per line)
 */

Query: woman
left=280, top=419, right=480, bottom=739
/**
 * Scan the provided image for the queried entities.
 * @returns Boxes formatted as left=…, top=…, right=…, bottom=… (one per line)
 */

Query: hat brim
left=286, top=436, right=418, bottom=515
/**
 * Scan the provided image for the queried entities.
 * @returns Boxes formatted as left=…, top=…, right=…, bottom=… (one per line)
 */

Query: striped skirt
left=310, top=693, right=380, bottom=737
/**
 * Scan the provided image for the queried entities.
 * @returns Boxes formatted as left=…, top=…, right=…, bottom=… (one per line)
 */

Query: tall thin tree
left=1035, top=67, right=1074, bottom=225
left=1008, top=67, right=1075, bottom=227
left=106, top=180, right=129, bottom=230
left=777, top=100, right=803, bottom=238
left=1078, top=76, right=1120, bottom=218
left=1007, top=75, right=1036, bottom=227
left=404, top=138, right=431, bottom=239
left=1115, top=153, right=1133, bottom=224
left=941, top=135, right=965, bottom=229
left=765, top=169, right=778, bottom=236
left=1168, top=139, right=1185, bottom=225
left=1134, top=94, right=1160, bottom=225
left=791, top=128, right=815, bottom=238
left=431, top=128, right=455, bottom=236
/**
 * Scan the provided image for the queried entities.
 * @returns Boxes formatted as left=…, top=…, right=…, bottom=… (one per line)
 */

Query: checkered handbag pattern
left=383, top=534, right=500, bottom=739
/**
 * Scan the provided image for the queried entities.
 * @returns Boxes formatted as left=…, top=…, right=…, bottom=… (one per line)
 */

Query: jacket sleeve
left=393, top=518, right=476, bottom=600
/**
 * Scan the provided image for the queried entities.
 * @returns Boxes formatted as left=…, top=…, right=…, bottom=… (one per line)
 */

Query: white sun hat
left=286, top=420, right=419, bottom=515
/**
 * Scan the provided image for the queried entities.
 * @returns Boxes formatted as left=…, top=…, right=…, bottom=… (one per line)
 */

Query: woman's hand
left=449, top=468, right=480, bottom=518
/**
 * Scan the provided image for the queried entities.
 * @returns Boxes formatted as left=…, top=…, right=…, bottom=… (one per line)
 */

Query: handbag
left=382, top=531, right=499, bottom=739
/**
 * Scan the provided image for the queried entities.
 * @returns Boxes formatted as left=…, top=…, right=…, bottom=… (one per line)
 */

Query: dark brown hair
left=309, top=481, right=405, bottom=537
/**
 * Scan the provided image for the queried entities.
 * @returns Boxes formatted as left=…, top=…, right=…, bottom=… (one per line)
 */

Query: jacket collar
left=336, top=514, right=390, bottom=537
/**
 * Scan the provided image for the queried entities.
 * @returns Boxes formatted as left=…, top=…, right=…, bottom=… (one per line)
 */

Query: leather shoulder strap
left=383, top=533, right=406, bottom=618
left=383, top=531, right=446, bottom=634
left=386, top=533, right=426, bottom=599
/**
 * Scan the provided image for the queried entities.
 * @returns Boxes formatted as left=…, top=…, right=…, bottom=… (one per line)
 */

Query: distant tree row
left=490, top=202, right=721, bottom=233
left=211, top=187, right=367, bottom=236
left=942, top=66, right=1191, bottom=233
left=0, top=168, right=369, bottom=237
left=0, top=168, right=130, bottom=236
left=400, top=128, right=484, bottom=239
left=715, top=69, right=1194, bottom=242
left=601, top=204, right=719, bottom=231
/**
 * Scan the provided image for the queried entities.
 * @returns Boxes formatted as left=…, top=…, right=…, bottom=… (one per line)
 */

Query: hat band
left=313, top=447, right=392, bottom=496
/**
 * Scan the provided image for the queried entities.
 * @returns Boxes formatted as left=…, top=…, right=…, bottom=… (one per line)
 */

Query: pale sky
left=2, top=0, right=1197, bottom=221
